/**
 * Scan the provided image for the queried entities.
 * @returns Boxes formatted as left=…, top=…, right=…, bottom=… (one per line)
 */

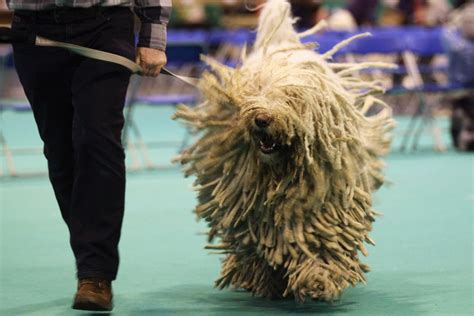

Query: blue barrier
left=167, top=26, right=451, bottom=56
left=405, top=27, right=445, bottom=56
left=164, top=26, right=473, bottom=98
left=165, top=29, right=208, bottom=66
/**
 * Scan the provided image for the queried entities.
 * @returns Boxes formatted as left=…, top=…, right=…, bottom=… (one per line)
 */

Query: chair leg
left=410, top=93, right=446, bottom=152
left=428, top=118, right=446, bottom=152
left=123, top=75, right=142, bottom=147
left=425, top=95, right=446, bottom=152
left=0, top=130, right=17, bottom=177
left=0, top=130, right=4, bottom=177
left=124, top=117, right=143, bottom=171
left=129, top=119, right=155, bottom=170
left=410, top=107, right=429, bottom=151
left=400, top=94, right=424, bottom=152
left=126, top=137, right=143, bottom=171
left=411, top=93, right=438, bottom=151
left=123, top=75, right=146, bottom=171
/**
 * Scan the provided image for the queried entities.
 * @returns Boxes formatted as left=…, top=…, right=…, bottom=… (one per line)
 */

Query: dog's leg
left=215, top=253, right=288, bottom=299
left=285, top=255, right=366, bottom=302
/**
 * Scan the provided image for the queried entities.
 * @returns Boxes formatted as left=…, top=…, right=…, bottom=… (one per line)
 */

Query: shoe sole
left=72, top=298, right=112, bottom=311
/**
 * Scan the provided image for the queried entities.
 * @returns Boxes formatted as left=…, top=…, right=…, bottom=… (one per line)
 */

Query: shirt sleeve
left=133, top=0, right=172, bottom=51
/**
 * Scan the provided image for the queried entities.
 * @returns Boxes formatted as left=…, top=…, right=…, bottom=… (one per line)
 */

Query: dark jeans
left=12, top=6, right=135, bottom=280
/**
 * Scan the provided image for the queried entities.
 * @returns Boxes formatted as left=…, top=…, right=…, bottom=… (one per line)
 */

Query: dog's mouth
left=256, top=132, right=279, bottom=154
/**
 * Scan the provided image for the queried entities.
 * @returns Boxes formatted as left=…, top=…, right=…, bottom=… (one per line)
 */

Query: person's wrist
left=137, top=44, right=166, bottom=52
left=138, top=23, right=167, bottom=51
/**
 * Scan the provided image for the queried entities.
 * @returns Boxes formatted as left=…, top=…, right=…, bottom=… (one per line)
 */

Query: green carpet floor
left=0, top=106, right=472, bottom=315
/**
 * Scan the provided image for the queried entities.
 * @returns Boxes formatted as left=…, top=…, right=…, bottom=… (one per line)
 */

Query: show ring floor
left=0, top=109, right=472, bottom=315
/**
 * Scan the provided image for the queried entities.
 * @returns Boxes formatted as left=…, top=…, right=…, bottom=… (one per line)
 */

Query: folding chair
left=399, top=27, right=448, bottom=152
left=340, top=27, right=448, bottom=152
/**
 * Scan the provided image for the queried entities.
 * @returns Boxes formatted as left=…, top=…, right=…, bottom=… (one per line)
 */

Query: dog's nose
left=255, top=114, right=272, bottom=128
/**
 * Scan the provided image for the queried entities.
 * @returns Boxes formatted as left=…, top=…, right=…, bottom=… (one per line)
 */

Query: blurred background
left=0, top=1, right=472, bottom=315
left=0, top=0, right=473, bottom=176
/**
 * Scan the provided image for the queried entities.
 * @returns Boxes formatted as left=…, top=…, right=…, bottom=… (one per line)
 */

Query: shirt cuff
left=137, top=23, right=168, bottom=51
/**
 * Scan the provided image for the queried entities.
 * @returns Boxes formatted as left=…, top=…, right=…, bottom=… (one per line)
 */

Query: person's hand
left=136, top=47, right=167, bottom=77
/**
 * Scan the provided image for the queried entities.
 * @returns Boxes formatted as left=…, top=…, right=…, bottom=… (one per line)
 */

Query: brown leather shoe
left=72, top=278, right=113, bottom=311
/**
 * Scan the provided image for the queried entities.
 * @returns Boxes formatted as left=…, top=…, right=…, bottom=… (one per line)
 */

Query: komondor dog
left=174, top=0, right=395, bottom=302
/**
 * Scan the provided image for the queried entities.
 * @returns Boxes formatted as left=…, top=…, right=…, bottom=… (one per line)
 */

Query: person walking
left=6, top=0, right=171, bottom=311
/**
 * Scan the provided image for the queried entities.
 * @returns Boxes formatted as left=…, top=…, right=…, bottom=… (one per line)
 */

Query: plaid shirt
left=6, top=0, right=172, bottom=50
